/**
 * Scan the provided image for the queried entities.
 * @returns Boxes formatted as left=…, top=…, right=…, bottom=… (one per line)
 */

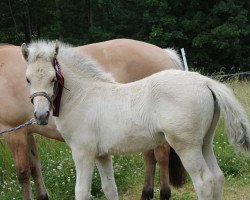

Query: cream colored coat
left=23, top=41, right=250, bottom=200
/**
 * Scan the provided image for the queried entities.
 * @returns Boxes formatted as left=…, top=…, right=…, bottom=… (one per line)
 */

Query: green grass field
left=0, top=80, right=250, bottom=199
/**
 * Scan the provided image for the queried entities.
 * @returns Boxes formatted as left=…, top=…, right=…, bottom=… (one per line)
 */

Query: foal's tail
left=169, top=147, right=186, bottom=187
left=207, top=79, right=250, bottom=153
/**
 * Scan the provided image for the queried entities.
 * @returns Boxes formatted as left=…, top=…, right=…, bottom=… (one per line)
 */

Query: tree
left=0, top=0, right=249, bottom=73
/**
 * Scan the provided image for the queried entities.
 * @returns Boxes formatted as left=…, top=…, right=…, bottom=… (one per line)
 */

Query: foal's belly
left=98, top=130, right=166, bottom=156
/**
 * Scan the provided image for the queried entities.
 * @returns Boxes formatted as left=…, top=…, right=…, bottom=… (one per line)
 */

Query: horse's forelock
left=27, top=40, right=69, bottom=63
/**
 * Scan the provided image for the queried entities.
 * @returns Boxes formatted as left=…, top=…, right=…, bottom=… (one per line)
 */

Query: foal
left=22, top=41, right=250, bottom=200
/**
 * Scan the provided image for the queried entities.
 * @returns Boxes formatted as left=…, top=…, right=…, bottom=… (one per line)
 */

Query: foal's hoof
left=160, top=188, right=171, bottom=200
left=141, top=187, right=154, bottom=200
left=38, top=194, right=49, bottom=200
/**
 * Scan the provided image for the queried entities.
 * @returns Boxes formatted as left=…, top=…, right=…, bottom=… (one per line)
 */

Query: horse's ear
left=21, top=43, right=29, bottom=62
left=54, top=40, right=59, bottom=58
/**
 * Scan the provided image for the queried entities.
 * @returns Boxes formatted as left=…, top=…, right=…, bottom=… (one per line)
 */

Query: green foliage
left=0, top=0, right=249, bottom=72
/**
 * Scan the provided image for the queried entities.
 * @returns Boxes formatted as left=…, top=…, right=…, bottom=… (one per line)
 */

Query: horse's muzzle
left=34, top=110, right=50, bottom=125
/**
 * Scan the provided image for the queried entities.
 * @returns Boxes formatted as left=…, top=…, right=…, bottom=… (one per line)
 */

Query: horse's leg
left=140, top=149, right=156, bottom=200
left=202, top=105, right=224, bottom=200
left=4, top=129, right=32, bottom=200
left=71, top=146, right=95, bottom=200
left=174, top=144, right=214, bottom=200
left=27, top=134, right=49, bottom=200
left=96, top=155, right=118, bottom=200
left=154, top=144, right=171, bottom=200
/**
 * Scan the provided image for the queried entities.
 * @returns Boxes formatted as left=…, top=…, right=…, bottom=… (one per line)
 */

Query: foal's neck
left=58, top=49, right=114, bottom=84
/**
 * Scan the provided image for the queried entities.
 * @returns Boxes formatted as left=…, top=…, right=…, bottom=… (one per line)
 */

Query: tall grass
left=0, top=80, right=249, bottom=199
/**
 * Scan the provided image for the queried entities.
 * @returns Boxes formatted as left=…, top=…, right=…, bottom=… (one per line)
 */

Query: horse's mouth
left=34, top=115, right=49, bottom=125
left=35, top=117, right=49, bottom=125
left=36, top=120, right=48, bottom=125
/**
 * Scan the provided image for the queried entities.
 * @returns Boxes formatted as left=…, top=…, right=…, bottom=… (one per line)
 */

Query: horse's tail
left=164, top=48, right=184, bottom=70
left=169, top=147, right=186, bottom=187
left=207, top=78, right=250, bottom=153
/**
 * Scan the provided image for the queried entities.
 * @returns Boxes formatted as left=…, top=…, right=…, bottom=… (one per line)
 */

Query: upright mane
left=27, top=40, right=114, bottom=82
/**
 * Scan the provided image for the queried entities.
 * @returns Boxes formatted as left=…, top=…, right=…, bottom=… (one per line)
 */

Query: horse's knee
left=200, top=176, right=215, bottom=199
left=160, top=187, right=171, bottom=200
left=30, top=165, right=37, bottom=177
left=216, top=173, right=224, bottom=186
left=102, top=183, right=118, bottom=200
left=17, top=168, right=30, bottom=183
left=141, top=186, right=154, bottom=200
left=30, top=164, right=41, bottom=180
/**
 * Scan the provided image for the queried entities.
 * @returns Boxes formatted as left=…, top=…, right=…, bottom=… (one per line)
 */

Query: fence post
left=181, top=48, right=188, bottom=71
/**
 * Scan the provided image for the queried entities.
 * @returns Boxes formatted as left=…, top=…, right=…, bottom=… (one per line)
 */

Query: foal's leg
left=27, top=134, right=49, bottom=200
left=4, top=129, right=32, bottom=200
left=71, top=147, right=95, bottom=200
left=175, top=145, right=214, bottom=200
left=141, top=149, right=156, bottom=200
left=202, top=106, right=224, bottom=200
left=96, top=155, right=118, bottom=200
left=202, top=138, right=224, bottom=200
left=154, top=144, right=171, bottom=200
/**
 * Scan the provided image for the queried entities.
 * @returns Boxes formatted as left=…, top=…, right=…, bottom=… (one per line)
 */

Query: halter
left=30, top=92, right=53, bottom=105
left=30, top=58, right=64, bottom=117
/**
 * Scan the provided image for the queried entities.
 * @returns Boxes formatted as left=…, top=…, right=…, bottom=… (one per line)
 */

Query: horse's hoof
left=141, top=187, right=154, bottom=200
left=160, top=187, right=171, bottom=200
left=38, top=194, right=49, bottom=200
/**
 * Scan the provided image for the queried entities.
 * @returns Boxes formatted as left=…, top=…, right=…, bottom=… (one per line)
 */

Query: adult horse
left=22, top=40, right=250, bottom=200
left=0, top=39, right=184, bottom=200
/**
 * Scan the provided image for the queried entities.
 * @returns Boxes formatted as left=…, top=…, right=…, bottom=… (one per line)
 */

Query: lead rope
left=0, top=118, right=37, bottom=135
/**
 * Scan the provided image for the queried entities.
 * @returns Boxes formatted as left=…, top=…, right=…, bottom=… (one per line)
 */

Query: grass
left=0, top=80, right=250, bottom=199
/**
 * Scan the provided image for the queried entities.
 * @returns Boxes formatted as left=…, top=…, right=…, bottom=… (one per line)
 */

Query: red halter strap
left=52, top=58, right=64, bottom=116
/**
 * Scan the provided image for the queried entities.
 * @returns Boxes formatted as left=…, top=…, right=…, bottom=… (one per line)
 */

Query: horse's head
left=21, top=41, right=59, bottom=125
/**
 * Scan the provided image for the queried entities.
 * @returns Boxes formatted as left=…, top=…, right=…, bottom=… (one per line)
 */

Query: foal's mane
left=27, top=40, right=114, bottom=83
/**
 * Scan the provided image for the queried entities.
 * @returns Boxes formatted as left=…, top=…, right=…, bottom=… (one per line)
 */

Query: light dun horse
left=0, top=39, right=185, bottom=200
left=22, top=40, right=250, bottom=200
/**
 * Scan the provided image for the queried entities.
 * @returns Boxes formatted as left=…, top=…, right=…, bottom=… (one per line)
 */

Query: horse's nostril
left=34, top=112, right=37, bottom=119
left=34, top=111, right=49, bottom=120
left=46, top=111, right=50, bottom=118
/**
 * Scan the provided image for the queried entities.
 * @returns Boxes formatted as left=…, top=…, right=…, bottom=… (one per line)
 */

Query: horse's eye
left=26, top=78, right=30, bottom=84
